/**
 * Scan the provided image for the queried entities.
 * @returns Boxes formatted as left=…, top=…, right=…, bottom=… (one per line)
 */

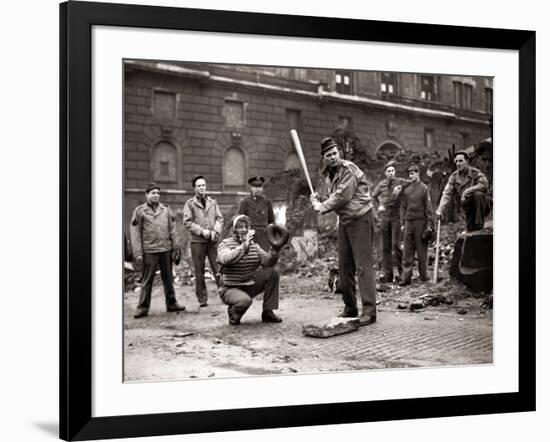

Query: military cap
left=247, top=176, right=265, bottom=186
left=320, top=137, right=339, bottom=155
left=453, top=150, right=470, bottom=160
left=191, top=175, right=205, bottom=187
left=145, top=183, right=160, bottom=193
left=407, top=164, right=420, bottom=173
left=384, top=160, right=396, bottom=171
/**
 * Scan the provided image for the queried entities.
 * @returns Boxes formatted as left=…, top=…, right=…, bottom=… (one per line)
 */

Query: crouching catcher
left=217, top=215, right=289, bottom=325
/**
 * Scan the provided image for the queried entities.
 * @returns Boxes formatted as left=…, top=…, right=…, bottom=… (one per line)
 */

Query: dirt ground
left=124, top=269, right=493, bottom=382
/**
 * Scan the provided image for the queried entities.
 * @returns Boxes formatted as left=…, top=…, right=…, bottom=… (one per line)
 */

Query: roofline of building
left=125, top=188, right=249, bottom=197
left=125, top=60, right=491, bottom=125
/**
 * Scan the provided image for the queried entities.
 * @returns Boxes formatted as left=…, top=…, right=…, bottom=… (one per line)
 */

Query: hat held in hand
left=266, top=223, right=290, bottom=251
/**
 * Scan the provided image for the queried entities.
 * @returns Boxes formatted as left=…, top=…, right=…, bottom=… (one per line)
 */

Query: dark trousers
left=380, top=217, right=402, bottom=280
left=338, top=211, right=376, bottom=319
left=137, top=251, right=177, bottom=312
left=191, top=241, right=220, bottom=304
left=462, top=191, right=489, bottom=231
left=219, top=267, right=280, bottom=320
left=401, top=219, right=428, bottom=283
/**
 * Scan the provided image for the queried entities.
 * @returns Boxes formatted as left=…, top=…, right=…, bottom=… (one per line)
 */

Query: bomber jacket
left=318, top=159, right=373, bottom=225
left=130, top=203, right=179, bottom=258
left=438, top=166, right=489, bottom=212
left=400, top=180, right=434, bottom=223
left=183, top=195, right=224, bottom=243
left=372, top=177, right=408, bottom=221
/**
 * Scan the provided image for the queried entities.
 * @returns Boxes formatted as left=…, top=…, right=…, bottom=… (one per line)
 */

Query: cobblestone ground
left=124, top=273, right=492, bottom=381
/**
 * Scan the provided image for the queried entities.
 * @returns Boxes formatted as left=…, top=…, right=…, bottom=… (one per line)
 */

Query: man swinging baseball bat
left=290, top=131, right=377, bottom=326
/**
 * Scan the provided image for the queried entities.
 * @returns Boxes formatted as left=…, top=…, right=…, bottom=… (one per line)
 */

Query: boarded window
left=153, top=90, right=176, bottom=119
left=284, top=152, right=301, bottom=171
left=424, top=128, right=434, bottom=148
left=338, top=116, right=351, bottom=130
left=151, top=142, right=177, bottom=182
left=461, top=133, right=471, bottom=149
left=286, top=109, right=301, bottom=131
left=224, top=100, right=245, bottom=127
left=223, top=146, right=246, bottom=188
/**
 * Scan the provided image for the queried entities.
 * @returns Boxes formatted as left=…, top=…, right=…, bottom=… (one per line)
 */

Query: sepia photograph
left=123, top=59, right=494, bottom=382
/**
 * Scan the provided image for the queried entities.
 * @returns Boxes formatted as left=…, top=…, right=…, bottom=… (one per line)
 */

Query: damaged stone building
left=124, top=60, right=493, bottom=241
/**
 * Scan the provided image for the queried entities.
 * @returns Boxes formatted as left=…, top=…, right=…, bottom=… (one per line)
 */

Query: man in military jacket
left=310, top=137, right=377, bottom=326
left=183, top=175, right=224, bottom=307
left=238, top=176, right=275, bottom=251
left=130, top=183, right=186, bottom=319
left=372, top=161, right=407, bottom=283
left=436, top=151, right=490, bottom=231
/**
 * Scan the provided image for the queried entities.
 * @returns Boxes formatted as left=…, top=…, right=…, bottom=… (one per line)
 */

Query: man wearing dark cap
left=436, top=151, right=490, bottom=231
left=398, top=164, right=434, bottom=286
left=130, top=183, right=186, bottom=318
left=183, top=176, right=224, bottom=307
left=310, top=137, right=377, bottom=326
left=238, top=175, right=275, bottom=251
left=372, top=161, right=407, bottom=283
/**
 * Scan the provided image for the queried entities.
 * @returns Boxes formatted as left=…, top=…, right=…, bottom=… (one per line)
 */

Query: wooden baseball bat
left=433, top=217, right=441, bottom=284
left=290, top=129, right=315, bottom=195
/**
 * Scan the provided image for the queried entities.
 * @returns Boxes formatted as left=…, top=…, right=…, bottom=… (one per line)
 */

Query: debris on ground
left=303, top=317, right=360, bottom=338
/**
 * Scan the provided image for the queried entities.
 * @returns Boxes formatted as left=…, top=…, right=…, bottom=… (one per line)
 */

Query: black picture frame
left=60, top=1, right=536, bottom=440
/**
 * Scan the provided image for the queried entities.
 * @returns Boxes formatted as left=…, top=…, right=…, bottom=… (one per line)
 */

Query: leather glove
left=266, top=223, right=290, bottom=251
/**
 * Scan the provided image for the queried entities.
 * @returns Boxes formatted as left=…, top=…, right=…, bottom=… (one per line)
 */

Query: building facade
left=124, top=60, right=493, bottom=228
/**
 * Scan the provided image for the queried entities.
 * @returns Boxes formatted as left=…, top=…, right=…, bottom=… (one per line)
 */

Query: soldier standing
left=238, top=176, right=275, bottom=252
left=398, top=164, right=434, bottom=286
left=372, top=161, right=406, bottom=283
left=183, top=175, right=224, bottom=307
left=310, top=137, right=377, bottom=326
left=130, top=183, right=186, bottom=319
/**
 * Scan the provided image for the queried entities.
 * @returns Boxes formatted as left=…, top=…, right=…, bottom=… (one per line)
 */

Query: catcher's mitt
left=266, top=223, right=290, bottom=251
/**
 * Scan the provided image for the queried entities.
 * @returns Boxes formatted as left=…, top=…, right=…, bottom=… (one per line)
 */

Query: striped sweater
left=217, top=237, right=278, bottom=286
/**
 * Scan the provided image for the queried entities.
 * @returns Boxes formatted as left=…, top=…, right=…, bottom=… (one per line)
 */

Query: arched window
left=223, top=146, right=246, bottom=189
left=376, top=141, right=402, bottom=158
left=151, top=141, right=177, bottom=182
left=284, top=152, right=301, bottom=171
